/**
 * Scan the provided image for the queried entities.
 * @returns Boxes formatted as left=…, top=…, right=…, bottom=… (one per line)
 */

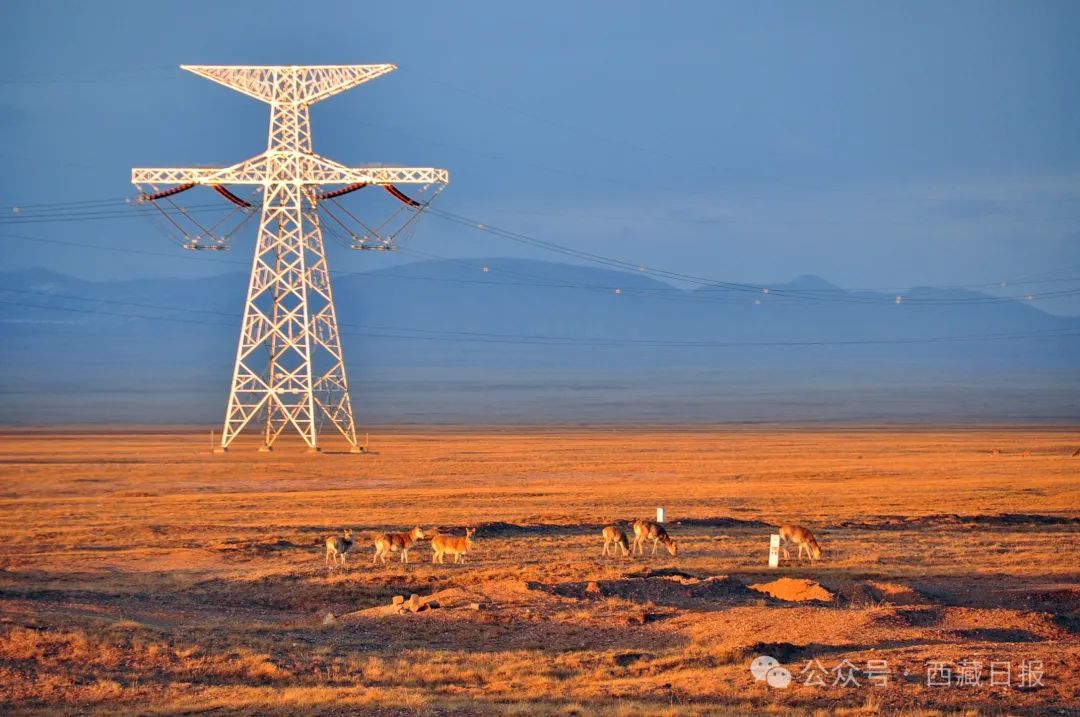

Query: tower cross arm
left=131, top=166, right=246, bottom=186
left=133, top=153, right=449, bottom=187
left=299, top=65, right=397, bottom=104
left=301, top=153, right=448, bottom=185
left=180, top=64, right=398, bottom=105
left=308, top=166, right=450, bottom=186
left=133, top=153, right=276, bottom=186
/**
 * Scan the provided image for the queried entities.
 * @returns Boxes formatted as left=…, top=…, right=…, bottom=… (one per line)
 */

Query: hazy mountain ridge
left=1, top=260, right=1077, bottom=424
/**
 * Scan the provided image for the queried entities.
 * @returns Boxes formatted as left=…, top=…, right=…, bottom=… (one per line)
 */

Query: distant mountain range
left=1, top=260, right=1078, bottom=425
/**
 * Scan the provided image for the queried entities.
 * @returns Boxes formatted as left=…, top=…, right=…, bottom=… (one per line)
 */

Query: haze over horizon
left=3, top=257, right=1078, bottom=425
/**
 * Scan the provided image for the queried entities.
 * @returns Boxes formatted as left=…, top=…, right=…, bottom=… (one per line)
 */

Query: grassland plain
left=0, top=428, right=1077, bottom=715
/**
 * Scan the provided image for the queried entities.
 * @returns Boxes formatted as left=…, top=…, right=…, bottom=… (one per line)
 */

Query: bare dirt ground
left=0, top=428, right=1077, bottom=716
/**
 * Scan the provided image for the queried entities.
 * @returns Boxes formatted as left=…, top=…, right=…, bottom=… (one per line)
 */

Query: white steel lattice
left=132, top=65, right=449, bottom=452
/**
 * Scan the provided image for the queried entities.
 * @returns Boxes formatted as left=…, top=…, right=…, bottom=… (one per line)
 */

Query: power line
left=0, top=232, right=249, bottom=265
left=428, top=207, right=1080, bottom=305
left=5, top=196, right=133, bottom=209
left=392, top=245, right=1080, bottom=305
left=3, top=291, right=1078, bottom=349
left=3, top=195, right=1080, bottom=305
left=0, top=202, right=241, bottom=225
left=0, top=232, right=742, bottom=304
left=5, top=225, right=1080, bottom=312
left=0, top=297, right=232, bottom=328
left=390, top=247, right=755, bottom=305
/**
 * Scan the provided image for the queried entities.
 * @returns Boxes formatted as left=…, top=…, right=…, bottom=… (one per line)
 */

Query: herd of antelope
left=325, top=519, right=823, bottom=569
left=325, top=526, right=478, bottom=569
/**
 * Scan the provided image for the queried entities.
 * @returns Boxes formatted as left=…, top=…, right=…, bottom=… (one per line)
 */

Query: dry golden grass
left=0, top=427, right=1077, bottom=715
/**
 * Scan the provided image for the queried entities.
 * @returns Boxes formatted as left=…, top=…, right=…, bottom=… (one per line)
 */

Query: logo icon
left=751, top=655, right=792, bottom=689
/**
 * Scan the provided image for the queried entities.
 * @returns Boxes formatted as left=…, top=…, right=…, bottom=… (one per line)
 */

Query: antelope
left=431, top=527, right=477, bottom=564
left=325, top=529, right=354, bottom=569
left=778, top=524, right=823, bottom=562
left=373, top=526, right=426, bottom=564
left=631, top=519, right=678, bottom=556
left=601, top=525, right=631, bottom=557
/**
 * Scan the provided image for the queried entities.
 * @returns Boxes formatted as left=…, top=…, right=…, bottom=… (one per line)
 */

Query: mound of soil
left=436, top=578, right=551, bottom=607
left=839, top=513, right=1080, bottom=530
left=209, top=538, right=301, bottom=555
left=750, top=577, right=834, bottom=603
left=839, top=580, right=929, bottom=607
left=472, top=521, right=596, bottom=537
left=553, top=574, right=755, bottom=608
left=344, top=578, right=602, bottom=629
left=670, top=516, right=772, bottom=529
left=1011, top=584, right=1079, bottom=612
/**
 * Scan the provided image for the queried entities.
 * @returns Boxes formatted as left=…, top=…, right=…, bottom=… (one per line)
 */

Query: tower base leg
left=213, top=447, right=228, bottom=454
left=258, top=445, right=273, bottom=453
left=306, top=446, right=322, bottom=454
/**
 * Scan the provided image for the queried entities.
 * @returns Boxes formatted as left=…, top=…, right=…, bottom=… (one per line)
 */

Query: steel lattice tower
left=133, top=65, right=449, bottom=452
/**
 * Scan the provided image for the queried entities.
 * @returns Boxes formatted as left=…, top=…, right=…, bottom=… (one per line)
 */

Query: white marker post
left=656, top=507, right=665, bottom=524
left=769, top=534, right=781, bottom=568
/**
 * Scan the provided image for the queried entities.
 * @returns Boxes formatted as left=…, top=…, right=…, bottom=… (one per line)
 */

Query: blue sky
left=2, top=1, right=1078, bottom=310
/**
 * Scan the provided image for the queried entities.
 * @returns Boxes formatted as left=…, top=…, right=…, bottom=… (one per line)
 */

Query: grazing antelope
left=373, top=526, right=426, bottom=564
left=778, top=524, right=823, bottom=562
left=325, top=529, right=354, bottom=569
left=431, top=527, right=477, bottom=564
left=631, top=519, right=678, bottom=557
left=601, top=525, right=631, bottom=557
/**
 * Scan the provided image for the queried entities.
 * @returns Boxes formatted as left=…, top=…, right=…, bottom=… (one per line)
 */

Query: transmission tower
left=132, top=65, right=449, bottom=452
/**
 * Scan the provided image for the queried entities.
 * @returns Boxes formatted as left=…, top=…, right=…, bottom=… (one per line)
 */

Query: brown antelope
left=601, top=525, right=631, bottom=557
left=325, top=529, right=354, bottom=568
left=778, top=524, right=823, bottom=562
left=631, top=519, right=678, bottom=556
left=431, top=527, right=477, bottom=564
left=373, top=526, right=426, bottom=564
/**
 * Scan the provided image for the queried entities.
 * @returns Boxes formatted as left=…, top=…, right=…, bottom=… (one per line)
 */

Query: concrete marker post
left=769, top=534, right=781, bottom=568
